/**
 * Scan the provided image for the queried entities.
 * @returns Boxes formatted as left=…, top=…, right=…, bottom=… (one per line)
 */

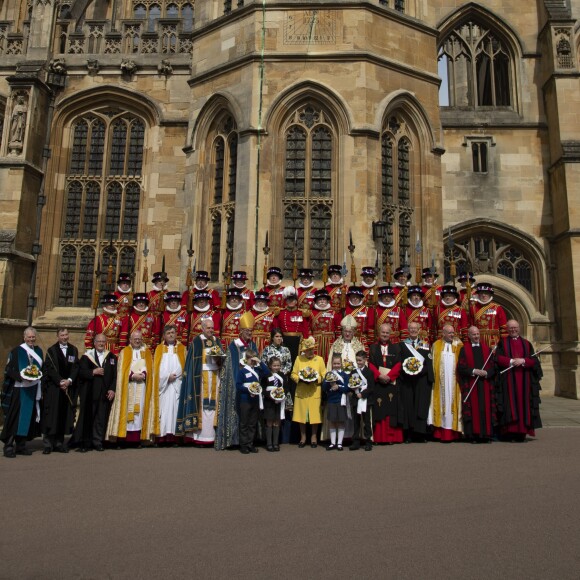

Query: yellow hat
left=300, top=336, right=316, bottom=352
left=239, top=311, right=255, bottom=330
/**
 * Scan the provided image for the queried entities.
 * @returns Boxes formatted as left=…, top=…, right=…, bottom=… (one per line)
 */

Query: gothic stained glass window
left=59, top=109, right=145, bottom=306
left=282, top=105, right=334, bottom=277
left=208, top=115, right=238, bottom=282
left=380, top=122, right=414, bottom=270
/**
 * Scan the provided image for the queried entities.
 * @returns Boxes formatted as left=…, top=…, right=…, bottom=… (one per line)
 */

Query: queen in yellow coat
left=290, top=336, right=327, bottom=447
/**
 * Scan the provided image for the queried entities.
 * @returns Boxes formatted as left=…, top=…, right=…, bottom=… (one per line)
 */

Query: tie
left=412, top=341, right=416, bottom=348
left=445, top=343, right=451, bottom=352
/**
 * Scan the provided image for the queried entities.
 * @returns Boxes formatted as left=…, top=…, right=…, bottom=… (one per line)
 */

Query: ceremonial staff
left=221, top=231, right=233, bottom=311
left=348, top=229, right=357, bottom=285
left=142, top=235, right=149, bottom=293
left=262, top=230, right=270, bottom=287
left=499, top=345, right=551, bottom=375
left=321, top=229, right=328, bottom=287
left=399, top=250, right=410, bottom=308
left=463, top=344, right=497, bottom=403
left=447, top=228, right=457, bottom=284
left=292, top=229, right=298, bottom=288
left=91, top=258, right=102, bottom=329
left=415, top=233, right=422, bottom=290
left=185, top=235, right=195, bottom=345
left=106, top=233, right=114, bottom=291
left=157, top=255, right=167, bottom=315
left=340, top=253, right=348, bottom=311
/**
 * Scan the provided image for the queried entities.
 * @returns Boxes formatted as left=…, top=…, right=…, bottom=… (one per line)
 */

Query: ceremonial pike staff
left=463, top=344, right=497, bottom=403
left=499, top=345, right=551, bottom=375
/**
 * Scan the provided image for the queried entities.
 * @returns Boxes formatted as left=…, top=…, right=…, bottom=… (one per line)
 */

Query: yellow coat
left=291, top=354, right=327, bottom=424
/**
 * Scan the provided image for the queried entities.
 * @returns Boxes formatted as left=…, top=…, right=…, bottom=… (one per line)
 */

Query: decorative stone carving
left=554, top=28, right=575, bottom=70
left=87, top=58, right=100, bottom=75
left=8, top=92, right=28, bottom=155
left=158, top=59, right=173, bottom=76
left=120, top=59, right=138, bottom=76
left=0, top=230, right=17, bottom=253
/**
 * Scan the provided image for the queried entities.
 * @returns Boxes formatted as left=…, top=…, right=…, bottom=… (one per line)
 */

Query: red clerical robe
left=495, top=336, right=542, bottom=437
left=457, top=342, right=496, bottom=440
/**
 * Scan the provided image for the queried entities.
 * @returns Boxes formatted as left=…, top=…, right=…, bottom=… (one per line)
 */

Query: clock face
left=284, top=10, right=337, bottom=45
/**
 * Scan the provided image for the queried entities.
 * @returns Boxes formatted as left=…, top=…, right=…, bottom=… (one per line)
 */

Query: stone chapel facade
left=0, top=0, right=578, bottom=396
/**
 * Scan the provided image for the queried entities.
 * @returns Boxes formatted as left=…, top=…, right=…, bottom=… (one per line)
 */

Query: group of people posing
left=1, top=264, right=543, bottom=457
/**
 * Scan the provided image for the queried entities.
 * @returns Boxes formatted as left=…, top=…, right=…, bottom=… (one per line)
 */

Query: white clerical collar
left=361, top=280, right=376, bottom=288
left=194, top=303, right=210, bottom=312
left=117, top=286, right=131, bottom=294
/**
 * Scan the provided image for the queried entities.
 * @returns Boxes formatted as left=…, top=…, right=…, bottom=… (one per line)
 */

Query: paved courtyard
left=2, top=396, right=580, bottom=579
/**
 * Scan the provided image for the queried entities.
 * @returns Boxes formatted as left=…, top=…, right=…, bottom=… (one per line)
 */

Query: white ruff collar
left=329, top=278, right=343, bottom=286
left=194, top=283, right=208, bottom=290
left=361, top=280, right=376, bottom=288
left=253, top=305, right=268, bottom=313
left=314, top=303, right=331, bottom=311
left=299, top=281, right=313, bottom=289
left=166, top=304, right=181, bottom=313
left=194, top=303, right=210, bottom=312
left=103, top=307, right=117, bottom=315
left=379, top=300, right=395, bottom=308
left=409, top=300, right=424, bottom=309
left=227, top=303, right=243, bottom=311
left=134, top=306, right=149, bottom=313
left=117, top=286, right=131, bottom=294
left=477, top=296, right=493, bottom=305
left=442, top=298, right=458, bottom=307
left=267, top=281, right=281, bottom=287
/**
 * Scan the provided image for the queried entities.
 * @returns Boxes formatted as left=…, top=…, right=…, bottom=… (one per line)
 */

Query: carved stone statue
left=9, top=95, right=28, bottom=152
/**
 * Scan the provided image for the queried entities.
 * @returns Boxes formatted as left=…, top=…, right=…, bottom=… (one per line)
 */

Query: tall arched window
left=381, top=116, right=414, bottom=267
left=282, top=104, right=333, bottom=277
left=439, top=19, right=514, bottom=108
left=58, top=108, right=145, bottom=307
left=209, top=115, right=238, bottom=282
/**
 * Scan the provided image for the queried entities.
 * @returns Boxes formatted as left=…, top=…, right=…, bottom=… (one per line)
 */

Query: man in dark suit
left=71, top=333, right=117, bottom=451
left=42, top=327, right=79, bottom=454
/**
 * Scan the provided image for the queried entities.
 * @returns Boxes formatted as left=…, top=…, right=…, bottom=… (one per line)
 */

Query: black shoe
left=4, top=450, right=16, bottom=458
left=326, top=444, right=336, bottom=451
left=310, top=443, right=318, bottom=449
left=298, top=442, right=306, bottom=448
left=55, top=447, right=69, bottom=454
left=365, top=443, right=373, bottom=451
left=94, top=445, right=105, bottom=452
left=75, top=447, right=89, bottom=453
left=273, top=445, right=280, bottom=452
left=349, top=443, right=360, bottom=451
left=337, top=445, right=343, bottom=451
left=16, top=448, right=32, bottom=456
left=240, top=448, right=250, bottom=454
left=266, top=445, right=275, bottom=452
left=42, top=448, right=51, bottom=455
left=249, top=446, right=259, bottom=453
